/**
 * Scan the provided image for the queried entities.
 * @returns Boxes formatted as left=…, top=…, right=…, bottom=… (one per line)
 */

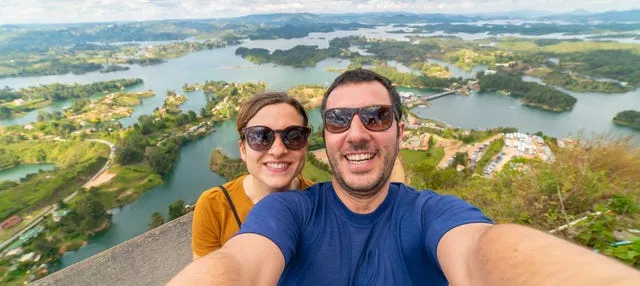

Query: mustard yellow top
left=191, top=174, right=314, bottom=257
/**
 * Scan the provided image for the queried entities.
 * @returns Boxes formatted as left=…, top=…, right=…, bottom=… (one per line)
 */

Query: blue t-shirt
left=238, top=182, right=493, bottom=285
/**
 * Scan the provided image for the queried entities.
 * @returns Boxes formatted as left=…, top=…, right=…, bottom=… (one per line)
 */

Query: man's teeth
left=266, top=162, right=288, bottom=169
left=346, top=153, right=374, bottom=165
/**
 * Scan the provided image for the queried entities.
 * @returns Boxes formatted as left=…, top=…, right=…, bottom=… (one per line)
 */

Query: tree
left=427, top=135, right=435, bottom=150
left=0, top=106, right=11, bottom=120
left=200, top=107, right=210, bottom=118
left=37, top=111, right=52, bottom=122
left=149, top=212, right=165, bottom=229
left=175, top=113, right=191, bottom=127
left=168, top=200, right=186, bottom=220
left=188, top=110, right=197, bottom=122
left=116, top=131, right=148, bottom=165
left=145, top=147, right=173, bottom=175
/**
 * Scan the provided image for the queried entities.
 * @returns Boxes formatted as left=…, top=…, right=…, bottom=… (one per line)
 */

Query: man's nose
left=345, top=114, right=371, bottom=143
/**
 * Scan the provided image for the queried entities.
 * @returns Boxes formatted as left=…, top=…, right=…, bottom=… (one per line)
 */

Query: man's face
left=324, top=81, right=404, bottom=198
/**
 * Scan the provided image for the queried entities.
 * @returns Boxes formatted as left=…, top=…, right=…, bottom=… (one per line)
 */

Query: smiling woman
left=191, top=92, right=314, bottom=260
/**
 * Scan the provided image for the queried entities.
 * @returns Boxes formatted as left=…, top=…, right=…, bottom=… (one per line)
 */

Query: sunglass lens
left=246, top=126, right=274, bottom=151
left=324, top=108, right=353, bottom=133
left=360, top=105, right=393, bottom=131
left=282, top=126, right=309, bottom=150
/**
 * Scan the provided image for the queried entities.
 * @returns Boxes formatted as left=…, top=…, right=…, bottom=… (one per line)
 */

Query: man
left=170, top=69, right=640, bottom=285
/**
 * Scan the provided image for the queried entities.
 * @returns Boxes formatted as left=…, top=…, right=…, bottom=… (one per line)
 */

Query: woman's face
left=239, top=103, right=307, bottom=190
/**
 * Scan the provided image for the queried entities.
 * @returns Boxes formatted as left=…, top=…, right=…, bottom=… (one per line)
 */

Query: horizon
left=1, top=0, right=640, bottom=25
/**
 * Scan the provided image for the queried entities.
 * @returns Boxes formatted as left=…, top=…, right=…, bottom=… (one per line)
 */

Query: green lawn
left=302, top=158, right=332, bottom=183
left=399, top=147, right=445, bottom=171
left=94, top=164, right=163, bottom=207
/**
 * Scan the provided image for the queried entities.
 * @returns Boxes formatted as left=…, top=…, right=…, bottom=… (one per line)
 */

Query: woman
left=192, top=92, right=314, bottom=260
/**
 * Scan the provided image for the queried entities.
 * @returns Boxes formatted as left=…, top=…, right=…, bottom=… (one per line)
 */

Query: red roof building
left=0, top=215, right=22, bottom=230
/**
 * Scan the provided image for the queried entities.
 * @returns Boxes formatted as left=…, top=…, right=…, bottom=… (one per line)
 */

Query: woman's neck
left=242, top=174, right=300, bottom=204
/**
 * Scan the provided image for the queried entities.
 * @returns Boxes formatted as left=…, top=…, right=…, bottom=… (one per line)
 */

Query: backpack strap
left=218, top=185, right=242, bottom=228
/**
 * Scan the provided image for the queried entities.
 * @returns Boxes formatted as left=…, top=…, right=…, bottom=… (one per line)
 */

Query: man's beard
left=328, top=140, right=399, bottom=199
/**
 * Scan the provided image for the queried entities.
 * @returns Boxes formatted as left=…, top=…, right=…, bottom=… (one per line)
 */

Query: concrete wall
left=33, top=212, right=194, bottom=286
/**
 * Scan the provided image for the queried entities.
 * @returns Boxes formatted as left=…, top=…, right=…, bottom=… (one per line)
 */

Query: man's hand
left=438, top=223, right=640, bottom=286
left=169, top=233, right=284, bottom=285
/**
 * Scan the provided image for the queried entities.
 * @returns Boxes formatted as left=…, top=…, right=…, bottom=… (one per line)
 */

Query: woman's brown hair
left=236, top=92, right=309, bottom=138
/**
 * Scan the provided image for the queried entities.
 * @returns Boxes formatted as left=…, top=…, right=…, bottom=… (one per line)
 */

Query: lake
left=0, top=164, right=56, bottom=182
left=0, top=27, right=638, bottom=271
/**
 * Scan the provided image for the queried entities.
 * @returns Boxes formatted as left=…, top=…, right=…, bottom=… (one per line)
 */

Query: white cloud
left=0, top=0, right=640, bottom=24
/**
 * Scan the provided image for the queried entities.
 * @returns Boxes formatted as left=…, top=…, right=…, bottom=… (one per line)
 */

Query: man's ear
left=238, top=140, right=247, bottom=162
left=397, top=121, right=405, bottom=140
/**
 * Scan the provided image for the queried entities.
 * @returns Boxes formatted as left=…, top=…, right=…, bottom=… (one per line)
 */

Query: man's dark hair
left=321, top=69, right=402, bottom=121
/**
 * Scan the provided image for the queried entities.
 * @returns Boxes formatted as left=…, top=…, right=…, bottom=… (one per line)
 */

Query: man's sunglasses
left=323, top=105, right=395, bottom=133
left=241, top=125, right=311, bottom=152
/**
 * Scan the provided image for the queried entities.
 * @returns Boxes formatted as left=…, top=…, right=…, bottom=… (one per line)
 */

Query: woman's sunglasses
left=241, top=125, right=311, bottom=152
left=323, top=105, right=395, bottom=133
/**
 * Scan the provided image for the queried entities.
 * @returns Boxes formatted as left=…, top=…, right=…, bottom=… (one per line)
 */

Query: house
left=0, top=215, right=22, bottom=230
left=53, top=209, right=70, bottom=222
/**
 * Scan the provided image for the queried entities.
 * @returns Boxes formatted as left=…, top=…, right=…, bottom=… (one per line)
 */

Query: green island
left=478, top=71, right=578, bottom=112
left=0, top=78, right=143, bottom=120
left=613, top=110, right=640, bottom=131
left=526, top=67, right=634, bottom=93
left=66, top=91, right=155, bottom=122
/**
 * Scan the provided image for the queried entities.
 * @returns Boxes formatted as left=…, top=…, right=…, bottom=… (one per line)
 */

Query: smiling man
left=169, top=69, right=640, bottom=285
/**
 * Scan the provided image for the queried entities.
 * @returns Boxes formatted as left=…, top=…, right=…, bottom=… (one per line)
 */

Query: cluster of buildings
left=1, top=208, right=72, bottom=282
left=504, top=132, right=555, bottom=162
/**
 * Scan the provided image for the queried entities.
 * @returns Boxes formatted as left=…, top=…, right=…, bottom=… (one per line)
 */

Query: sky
left=1, top=0, right=640, bottom=24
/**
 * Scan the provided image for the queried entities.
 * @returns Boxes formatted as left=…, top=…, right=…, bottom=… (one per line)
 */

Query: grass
left=1, top=140, right=109, bottom=168
left=302, top=158, right=332, bottom=183
left=0, top=156, right=106, bottom=222
left=94, top=164, right=163, bottom=207
left=474, top=139, right=505, bottom=174
left=0, top=139, right=110, bottom=221
left=399, top=147, right=445, bottom=171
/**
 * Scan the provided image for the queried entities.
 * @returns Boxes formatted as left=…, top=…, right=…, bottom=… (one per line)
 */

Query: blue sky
left=1, top=0, right=639, bottom=24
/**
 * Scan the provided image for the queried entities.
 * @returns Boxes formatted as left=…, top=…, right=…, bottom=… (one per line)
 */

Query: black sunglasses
left=241, top=125, right=311, bottom=152
left=323, top=105, right=395, bottom=133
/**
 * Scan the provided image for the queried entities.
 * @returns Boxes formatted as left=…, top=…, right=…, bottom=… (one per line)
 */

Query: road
left=0, top=139, right=115, bottom=253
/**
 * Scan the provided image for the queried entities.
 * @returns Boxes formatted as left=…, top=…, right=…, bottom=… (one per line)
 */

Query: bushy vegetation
left=372, top=64, right=463, bottom=90
left=235, top=45, right=340, bottom=67
left=613, top=110, right=640, bottom=131
left=425, top=135, right=640, bottom=267
left=209, top=149, right=247, bottom=180
left=478, top=71, right=577, bottom=112
left=0, top=153, right=106, bottom=221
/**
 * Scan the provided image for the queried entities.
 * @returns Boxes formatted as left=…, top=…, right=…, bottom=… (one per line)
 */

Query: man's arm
left=170, top=233, right=284, bottom=285
left=438, top=223, right=640, bottom=286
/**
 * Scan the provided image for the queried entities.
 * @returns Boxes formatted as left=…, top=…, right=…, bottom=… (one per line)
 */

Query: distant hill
left=541, top=9, right=640, bottom=22
left=469, top=10, right=554, bottom=19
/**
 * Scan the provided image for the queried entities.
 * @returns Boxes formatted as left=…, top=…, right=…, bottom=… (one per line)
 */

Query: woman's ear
left=238, top=140, right=247, bottom=162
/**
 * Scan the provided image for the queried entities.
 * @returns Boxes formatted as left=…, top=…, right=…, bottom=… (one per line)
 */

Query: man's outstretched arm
left=168, top=233, right=284, bottom=285
left=438, top=223, right=640, bottom=286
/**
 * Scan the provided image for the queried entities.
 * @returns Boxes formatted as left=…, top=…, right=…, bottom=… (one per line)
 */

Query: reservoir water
left=0, top=164, right=56, bottom=182
left=0, top=27, right=638, bottom=271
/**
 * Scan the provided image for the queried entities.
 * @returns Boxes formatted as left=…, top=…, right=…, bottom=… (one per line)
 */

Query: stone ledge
left=33, top=212, right=193, bottom=286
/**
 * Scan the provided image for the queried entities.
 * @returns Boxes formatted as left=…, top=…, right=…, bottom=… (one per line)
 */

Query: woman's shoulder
left=197, top=175, right=246, bottom=203
left=297, top=175, right=318, bottom=190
